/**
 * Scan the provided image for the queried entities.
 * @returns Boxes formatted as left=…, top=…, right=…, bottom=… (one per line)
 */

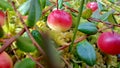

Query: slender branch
left=64, top=0, right=70, bottom=1
left=88, top=18, right=120, bottom=27
left=69, top=0, right=85, bottom=52
left=27, top=54, right=44, bottom=68
left=58, top=36, right=87, bottom=50
left=88, top=18, right=112, bottom=25
left=35, top=56, right=44, bottom=61
left=11, top=45, right=20, bottom=61
left=63, top=4, right=79, bottom=13
left=56, top=0, right=58, bottom=10
left=114, top=13, right=120, bottom=15
left=42, top=5, right=55, bottom=15
left=61, top=57, right=72, bottom=68
left=10, top=1, right=46, bottom=55
left=0, top=28, right=25, bottom=53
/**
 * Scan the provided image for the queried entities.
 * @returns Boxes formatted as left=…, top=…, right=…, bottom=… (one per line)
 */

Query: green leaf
left=92, top=10, right=101, bottom=19
left=97, top=1, right=103, bottom=11
left=100, top=10, right=114, bottom=21
left=40, top=0, right=46, bottom=9
left=58, top=0, right=63, bottom=9
left=18, top=0, right=31, bottom=15
left=108, top=13, right=118, bottom=24
left=78, top=22, right=98, bottom=35
left=16, top=37, right=36, bottom=52
left=27, top=0, right=42, bottom=27
left=69, top=0, right=85, bottom=52
left=14, top=58, right=36, bottom=68
left=0, top=0, right=13, bottom=10
left=64, top=2, right=72, bottom=7
left=82, top=9, right=92, bottom=19
left=46, top=0, right=51, bottom=6
left=76, top=40, right=96, bottom=66
left=0, top=27, right=4, bottom=38
left=108, top=0, right=115, bottom=3
left=31, top=30, right=44, bottom=49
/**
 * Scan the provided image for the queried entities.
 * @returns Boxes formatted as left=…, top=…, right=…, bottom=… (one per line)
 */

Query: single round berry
left=97, top=32, right=120, bottom=55
left=86, top=2, right=98, bottom=12
left=47, top=10, right=72, bottom=31
left=0, top=52, right=13, bottom=68
left=0, top=11, right=5, bottom=26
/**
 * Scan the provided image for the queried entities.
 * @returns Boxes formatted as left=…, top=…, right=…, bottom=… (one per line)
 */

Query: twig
left=61, top=57, right=72, bottom=68
left=88, top=18, right=112, bottom=25
left=64, top=0, right=70, bottom=1
left=0, top=28, right=25, bottom=53
left=56, top=0, right=58, bottom=10
left=58, top=36, right=87, bottom=50
left=114, top=13, right=120, bottom=15
left=63, top=4, right=79, bottom=13
left=98, top=26, right=112, bottom=32
left=11, top=45, right=20, bottom=61
left=27, top=53, right=44, bottom=68
left=10, top=1, right=46, bottom=55
left=35, top=55, right=44, bottom=61
left=88, top=18, right=120, bottom=27
left=42, top=5, right=55, bottom=15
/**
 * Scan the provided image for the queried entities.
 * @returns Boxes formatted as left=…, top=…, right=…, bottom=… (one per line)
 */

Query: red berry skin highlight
left=0, top=11, right=5, bottom=26
left=47, top=10, right=72, bottom=31
left=86, top=2, right=98, bottom=12
left=97, top=32, right=120, bottom=55
left=0, top=52, right=13, bottom=68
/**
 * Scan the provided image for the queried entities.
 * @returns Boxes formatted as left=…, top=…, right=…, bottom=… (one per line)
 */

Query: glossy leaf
left=76, top=40, right=96, bottom=66
left=100, top=10, right=114, bottom=21
left=0, top=0, right=13, bottom=10
left=46, top=0, right=51, bottom=6
left=18, top=0, right=31, bottom=15
left=31, top=30, right=44, bottom=49
left=108, top=0, right=115, bottom=3
left=78, top=22, right=98, bottom=35
left=92, top=10, right=101, bottom=19
left=14, top=58, right=36, bottom=68
left=108, top=13, right=118, bottom=24
left=58, top=0, right=63, bottom=9
left=97, top=1, right=103, bottom=11
left=27, top=0, right=42, bottom=27
left=16, top=37, right=36, bottom=52
left=40, top=0, right=46, bottom=9
left=82, top=9, right=92, bottom=19
left=0, top=27, right=4, bottom=38
left=64, top=2, right=72, bottom=7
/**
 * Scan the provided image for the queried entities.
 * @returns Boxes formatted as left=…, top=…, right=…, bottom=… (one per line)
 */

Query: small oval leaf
left=0, top=0, right=13, bottom=10
left=14, top=58, right=36, bottom=68
left=27, top=0, right=42, bottom=27
left=16, top=37, right=36, bottom=52
left=78, top=22, right=98, bottom=35
left=40, top=0, right=46, bottom=9
left=76, top=40, right=96, bottom=66
left=108, top=13, right=118, bottom=24
left=82, top=9, right=92, bottom=19
left=31, top=30, right=44, bottom=49
left=18, top=0, right=31, bottom=15
left=58, top=0, right=63, bottom=9
left=100, top=10, right=114, bottom=21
